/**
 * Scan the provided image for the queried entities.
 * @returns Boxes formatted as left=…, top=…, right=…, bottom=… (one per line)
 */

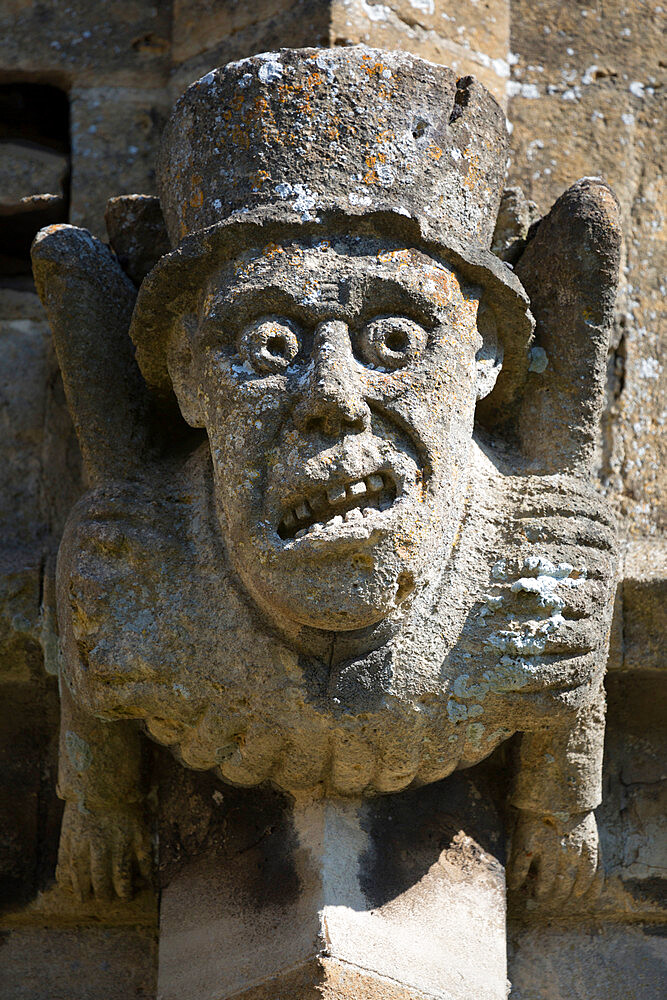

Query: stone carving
left=31, top=47, right=620, bottom=904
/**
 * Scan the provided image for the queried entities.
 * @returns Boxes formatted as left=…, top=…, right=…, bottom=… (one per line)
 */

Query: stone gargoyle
left=31, top=47, right=620, bottom=904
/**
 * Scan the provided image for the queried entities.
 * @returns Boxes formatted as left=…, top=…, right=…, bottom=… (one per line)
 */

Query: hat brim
left=129, top=208, right=534, bottom=424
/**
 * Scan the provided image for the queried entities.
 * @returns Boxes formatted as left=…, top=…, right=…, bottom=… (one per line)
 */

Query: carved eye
left=239, top=316, right=300, bottom=374
left=356, top=316, right=428, bottom=370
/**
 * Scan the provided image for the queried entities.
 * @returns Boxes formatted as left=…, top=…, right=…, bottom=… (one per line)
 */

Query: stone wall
left=505, top=6, right=666, bottom=992
left=0, top=2, right=664, bottom=997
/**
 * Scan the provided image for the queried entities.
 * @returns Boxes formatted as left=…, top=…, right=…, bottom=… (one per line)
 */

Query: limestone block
left=510, top=670, right=666, bottom=925
left=0, top=0, right=170, bottom=87
left=69, top=87, right=169, bottom=238
left=105, top=195, right=170, bottom=286
left=157, top=778, right=507, bottom=1000
left=508, top=924, right=667, bottom=1000
left=0, top=927, right=157, bottom=1000
left=506, top=0, right=666, bottom=538
left=172, top=0, right=304, bottom=64
left=0, top=142, right=68, bottom=208
left=330, top=0, right=509, bottom=104
left=169, top=0, right=332, bottom=98
left=0, top=683, right=60, bottom=909
left=507, top=0, right=665, bottom=88
left=170, top=0, right=510, bottom=104
left=0, top=291, right=51, bottom=683
left=619, top=540, right=667, bottom=673
left=598, top=674, right=666, bottom=906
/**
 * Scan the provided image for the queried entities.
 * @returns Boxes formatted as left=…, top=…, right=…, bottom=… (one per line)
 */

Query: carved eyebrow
left=200, top=283, right=347, bottom=331
left=351, top=274, right=442, bottom=327
left=199, top=268, right=447, bottom=334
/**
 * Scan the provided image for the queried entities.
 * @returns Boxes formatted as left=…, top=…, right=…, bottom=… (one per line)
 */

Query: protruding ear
left=475, top=303, right=503, bottom=400
left=515, top=177, right=621, bottom=475
left=166, top=316, right=206, bottom=428
left=31, top=224, right=151, bottom=485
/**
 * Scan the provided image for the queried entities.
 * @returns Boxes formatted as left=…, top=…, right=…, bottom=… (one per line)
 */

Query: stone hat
left=130, top=46, right=533, bottom=416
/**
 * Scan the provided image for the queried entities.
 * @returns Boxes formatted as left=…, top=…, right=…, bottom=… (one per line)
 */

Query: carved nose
left=294, top=320, right=371, bottom=436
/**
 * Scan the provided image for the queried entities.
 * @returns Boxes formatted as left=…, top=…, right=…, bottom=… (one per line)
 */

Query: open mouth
left=278, top=472, right=398, bottom=540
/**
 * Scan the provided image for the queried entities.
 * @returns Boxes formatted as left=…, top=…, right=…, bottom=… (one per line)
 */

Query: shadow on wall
left=0, top=83, right=70, bottom=279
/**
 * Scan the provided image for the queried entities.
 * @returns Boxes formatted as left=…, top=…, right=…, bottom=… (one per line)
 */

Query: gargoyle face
left=168, top=237, right=489, bottom=630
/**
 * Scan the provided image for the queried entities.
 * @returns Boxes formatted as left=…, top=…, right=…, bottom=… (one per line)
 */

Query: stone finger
left=90, top=836, right=113, bottom=900
left=507, top=839, right=534, bottom=891
left=112, top=833, right=134, bottom=900
left=70, top=839, right=92, bottom=900
left=572, top=840, right=598, bottom=897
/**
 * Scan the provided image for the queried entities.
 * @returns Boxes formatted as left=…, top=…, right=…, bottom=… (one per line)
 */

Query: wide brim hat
left=129, top=46, right=534, bottom=420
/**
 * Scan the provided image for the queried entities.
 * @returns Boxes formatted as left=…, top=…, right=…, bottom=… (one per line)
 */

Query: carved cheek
left=206, top=375, right=291, bottom=460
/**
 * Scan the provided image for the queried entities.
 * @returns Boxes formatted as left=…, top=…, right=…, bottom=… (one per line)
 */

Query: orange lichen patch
left=427, top=142, right=443, bottom=161
left=230, top=124, right=250, bottom=149
left=376, top=248, right=411, bottom=267
left=362, top=152, right=387, bottom=185
left=189, top=174, right=203, bottom=209
left=462, top=151, right=482, bottom=192
left=262, top=243, right=285, bottom=259
left=249, top=169, right=271, bottom=191
left=424, top=266, right=458, bottom=307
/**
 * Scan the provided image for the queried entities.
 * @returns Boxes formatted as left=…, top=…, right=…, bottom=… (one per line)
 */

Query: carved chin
left=248, top=558, right=412, bottom=631
left=230, top=511, right=434, bottom=631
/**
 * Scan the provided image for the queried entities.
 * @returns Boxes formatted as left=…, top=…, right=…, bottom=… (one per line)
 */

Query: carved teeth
left=327, top=484, right=347, bottom=505
left=279, top=470, right=398, bottom=540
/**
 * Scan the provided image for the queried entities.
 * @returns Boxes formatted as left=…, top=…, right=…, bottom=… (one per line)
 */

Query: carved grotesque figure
left=32, top=48, right=620, bottom=904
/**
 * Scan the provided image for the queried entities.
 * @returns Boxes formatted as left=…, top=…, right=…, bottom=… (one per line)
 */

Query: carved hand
left=32, top=226, right=155, bottom=899
left=504, top=176, right=621, bottom=902
left=57, top=801, right=151, bottom=901
left=508, top=809, right=600, bottom=902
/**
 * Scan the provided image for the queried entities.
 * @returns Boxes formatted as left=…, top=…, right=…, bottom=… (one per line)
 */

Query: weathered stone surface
left=508, top=924, right=667, bottom=1000
left=0, top=142, right=68, bottom=208
left=31, top=53, right=620, bottom=958
left=514, top=177, right=621, bottom=473
left=598, top=674, right=666, bottom=910
left=172, top=0, right=311, bottom=65
left=169, top=1, right=510, bottom=104
left=506, top=0, right=667, bottom=539
left=0, top=683, right=60, bottom=911
left=158, top=776, right=507, bottom=1000
left=491, top=186, right=540, bottom=264
left=158, top=47, right=508, bottom=250
left=169, top=1, right=333, bottom=96
left=0, top=927, right=157, bottom=1000
left=105, top=195, right=170, bottom=287
left=69, top=88, right=169, bottom=238
left=0, top=0, right=170, bottom=88
left=0, top=290, right=52, bottom=683
left=617, top=539, right=666, bottom=674
left=330, top=0, right=510, bottom=104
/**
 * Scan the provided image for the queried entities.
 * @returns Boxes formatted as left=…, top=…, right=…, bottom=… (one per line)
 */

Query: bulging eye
left=239, top=316, right=300, bottom=374
left=357, top=316, right=428, bottom=370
